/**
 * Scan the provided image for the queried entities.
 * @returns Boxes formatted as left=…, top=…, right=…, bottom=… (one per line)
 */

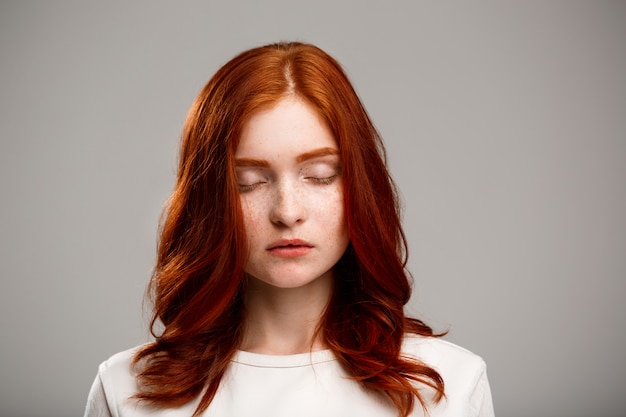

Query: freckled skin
left=235, top=96, right=349, bottom=290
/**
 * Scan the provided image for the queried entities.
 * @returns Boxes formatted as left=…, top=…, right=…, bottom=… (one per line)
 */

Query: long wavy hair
left=133, top=41, right=444, bottom=417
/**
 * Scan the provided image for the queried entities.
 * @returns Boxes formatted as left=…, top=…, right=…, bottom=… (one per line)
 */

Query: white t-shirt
left=84, top=335, right=494, bottom=417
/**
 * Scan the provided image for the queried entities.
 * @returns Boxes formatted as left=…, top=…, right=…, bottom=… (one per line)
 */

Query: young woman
left=84, top=41, right=494, bottom=417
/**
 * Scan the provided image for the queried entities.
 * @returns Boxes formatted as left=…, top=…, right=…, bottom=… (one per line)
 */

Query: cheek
left=240, top=197, right=263, bottom=241
left=315, top=187, right=347, bottom=234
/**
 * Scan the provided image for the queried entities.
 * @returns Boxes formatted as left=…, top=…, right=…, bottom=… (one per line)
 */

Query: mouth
left=267, top=239, right=313, bottom=250
left=267, top=239, right=313, bottom=257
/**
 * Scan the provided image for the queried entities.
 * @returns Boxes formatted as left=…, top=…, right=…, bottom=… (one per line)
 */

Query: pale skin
left=235, top=96, right=350, bottom=355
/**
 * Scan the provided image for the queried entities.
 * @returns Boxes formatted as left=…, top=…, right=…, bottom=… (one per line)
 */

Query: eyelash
left=309, top=175, right=338, bottom=185
left=238, top=175, right=338, bottom=193
left=238, top=183, right=264, bottom=193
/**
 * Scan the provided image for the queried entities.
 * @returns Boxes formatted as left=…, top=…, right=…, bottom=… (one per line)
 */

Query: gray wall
left=1, top=1, right=624, bottom=416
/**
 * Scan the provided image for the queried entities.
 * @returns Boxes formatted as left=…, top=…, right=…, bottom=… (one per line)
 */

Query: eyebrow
left=296, top=147, right=339, bottom=163
left=235, top=147, right=339, bottom=167
left=234, top=158, right=270, bottom=168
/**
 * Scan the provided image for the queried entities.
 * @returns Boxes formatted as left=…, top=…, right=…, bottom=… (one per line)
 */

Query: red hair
left=133, top=41, right=444, bottom=417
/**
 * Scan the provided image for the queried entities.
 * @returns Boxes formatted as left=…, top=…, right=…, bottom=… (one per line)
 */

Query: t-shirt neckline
left=232, top=349, right=337, bottom=368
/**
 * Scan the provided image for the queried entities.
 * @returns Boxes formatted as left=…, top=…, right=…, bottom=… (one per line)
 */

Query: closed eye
left=236, top=166, right=269, bottom=193
left=238, top=181, right=267, bottom=193
left=307, top=175, right=338, bottom=185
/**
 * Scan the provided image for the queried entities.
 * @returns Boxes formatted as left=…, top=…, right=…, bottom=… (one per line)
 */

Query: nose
left=270, top=180, right=307, bottom=228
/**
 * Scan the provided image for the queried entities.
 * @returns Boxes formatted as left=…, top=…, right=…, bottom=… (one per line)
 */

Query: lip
left=267, top=238, right=314, bottom=257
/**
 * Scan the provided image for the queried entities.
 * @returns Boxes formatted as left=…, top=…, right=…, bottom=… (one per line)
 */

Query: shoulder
left=96, top=346, right=144, bottom=413
left=98, top=345, right=141, bottom=382
left=402, top=335, right=493, bottom=416
left=91, top=345, right=203, bottom=417
left=402, top=334, right=486, bottom=374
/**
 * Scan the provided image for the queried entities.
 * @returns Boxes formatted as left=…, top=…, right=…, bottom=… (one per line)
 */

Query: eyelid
left=238, top=183, right=262, bottom=193
left=301, top=159, right=341, bottom=175
left=308, top=174, right=338, bottom=185
left=236, top=167, right=270, bottom=192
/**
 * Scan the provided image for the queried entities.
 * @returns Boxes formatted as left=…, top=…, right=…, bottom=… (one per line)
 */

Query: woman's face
left=235, top=96, right=349, bottom=290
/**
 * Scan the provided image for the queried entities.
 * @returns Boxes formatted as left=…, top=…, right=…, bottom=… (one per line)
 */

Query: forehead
left=235, top=96, right=337, bottom=159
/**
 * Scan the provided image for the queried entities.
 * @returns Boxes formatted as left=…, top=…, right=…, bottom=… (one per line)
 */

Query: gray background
left=1, top=1, right=624, bottom=416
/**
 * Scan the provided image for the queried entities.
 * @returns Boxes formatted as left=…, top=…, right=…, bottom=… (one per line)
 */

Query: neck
left=241, top=273, right=333, bottom=355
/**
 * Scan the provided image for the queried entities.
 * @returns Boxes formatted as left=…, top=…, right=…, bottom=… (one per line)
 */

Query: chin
left=248, top=270, right=334, bottom=290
